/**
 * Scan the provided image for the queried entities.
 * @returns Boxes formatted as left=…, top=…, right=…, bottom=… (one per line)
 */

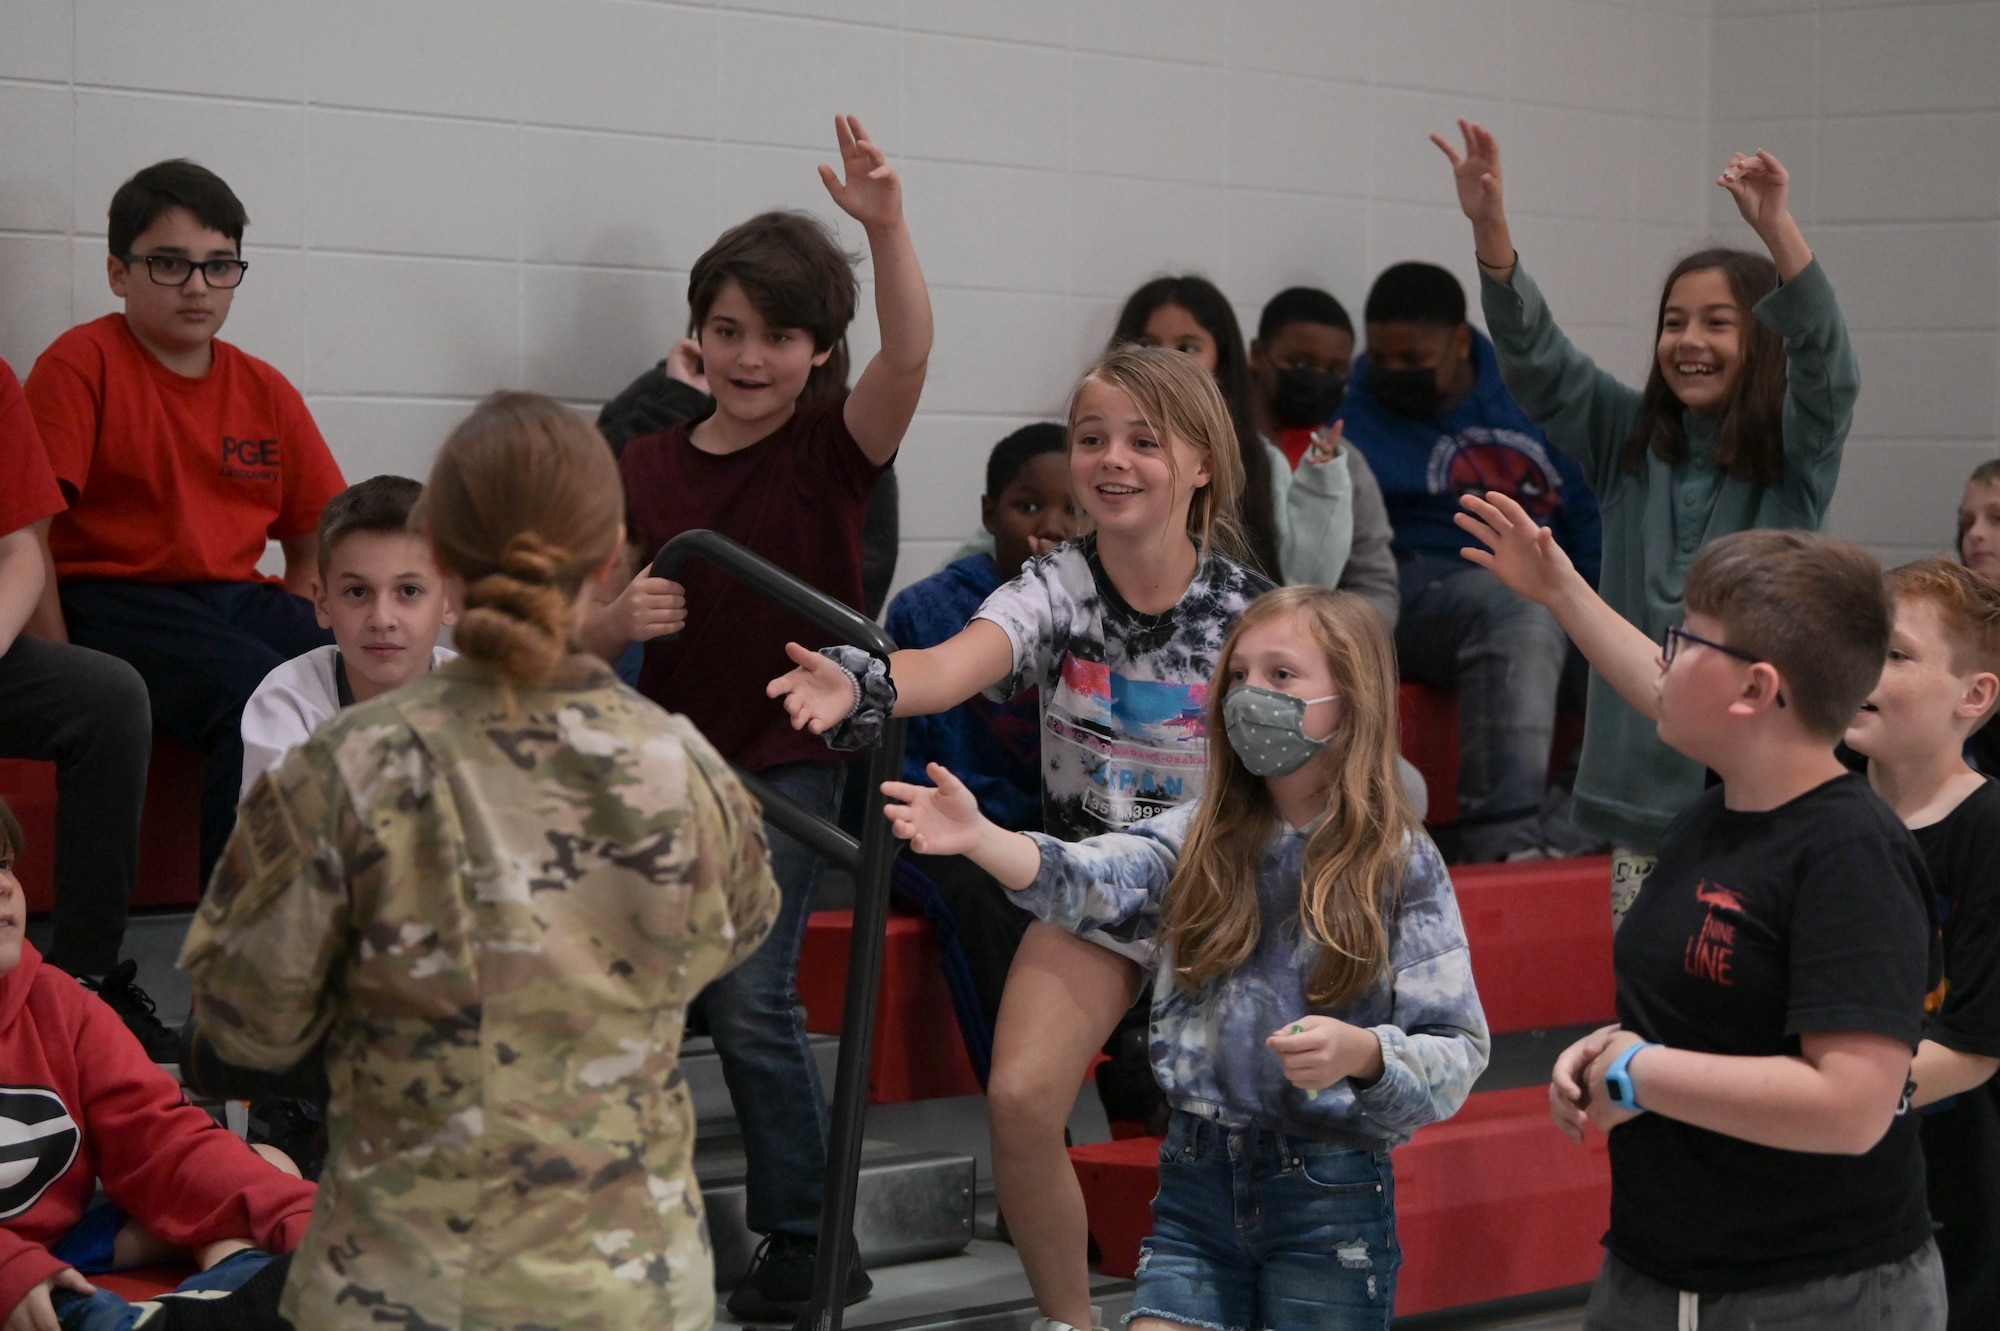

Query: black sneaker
left=725, top=1232, right=871, bottom=1323
left=80, top=960, right=180, bottom=1064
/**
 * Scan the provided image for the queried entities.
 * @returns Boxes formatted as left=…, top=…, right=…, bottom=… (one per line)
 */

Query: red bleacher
left=794, top=909, right=984, bottom=1104
left=0, top=735, right=207, bottom=914
left=1398, top=682, right=1585, bottom=828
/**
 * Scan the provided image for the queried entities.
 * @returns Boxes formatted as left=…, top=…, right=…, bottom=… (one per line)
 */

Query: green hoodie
left=1479, top=257, right=1857, bottom=853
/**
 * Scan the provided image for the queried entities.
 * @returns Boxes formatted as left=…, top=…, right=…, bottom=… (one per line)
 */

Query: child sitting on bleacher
left=239, top=476, right=457, bottom=796
left=0, top=355, right=164, bottom=1059
left=1846, top=558, right=2000, bottom=1331
left=880, top=585, right=1489, bottom=1331
left=0, top=797, right=314, bottom=1331
left=23, top=159, right=346, bottom=890
left=1460, top=494, right=1944, bottom=1326
left=884, top=423, right=1075, bottom=1034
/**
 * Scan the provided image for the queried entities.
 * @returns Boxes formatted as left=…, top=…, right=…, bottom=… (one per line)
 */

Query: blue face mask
left=1222, top=685, right=1338, bottom=777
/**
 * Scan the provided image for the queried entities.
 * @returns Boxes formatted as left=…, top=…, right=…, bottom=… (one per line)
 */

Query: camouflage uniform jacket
left=1018, top=803, right=1490, bottom=1145
left=179, top=656, right=780, bottom=1331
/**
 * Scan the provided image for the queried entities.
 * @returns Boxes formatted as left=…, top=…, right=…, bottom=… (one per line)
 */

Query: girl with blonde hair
left=769, top=345, right=1268, bottom=1331
left=882, top=585, right=1489, bottom=1331
left=182, top=392, right=781, bottom=1331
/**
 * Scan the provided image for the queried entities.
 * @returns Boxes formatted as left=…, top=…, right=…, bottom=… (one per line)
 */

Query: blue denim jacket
left=1018, top=803, right=1490, bottom=1143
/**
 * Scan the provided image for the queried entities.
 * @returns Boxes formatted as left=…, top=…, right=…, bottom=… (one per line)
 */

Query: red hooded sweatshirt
left=0, top=942, right=316, bottom=1316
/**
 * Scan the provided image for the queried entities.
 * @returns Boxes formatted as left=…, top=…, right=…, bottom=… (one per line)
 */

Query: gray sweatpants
left=1583, top=1242, right=1945, bottom=1331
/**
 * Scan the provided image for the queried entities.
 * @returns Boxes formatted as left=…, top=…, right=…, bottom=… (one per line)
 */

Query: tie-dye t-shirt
left=1012, top=803, right=1490, bottom=1142
left=973, top=534, right=1273, bottom=845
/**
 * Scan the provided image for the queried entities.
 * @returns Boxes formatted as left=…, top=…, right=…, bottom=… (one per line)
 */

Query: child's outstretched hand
left=1717, top=150, right=1791, bottom=232
left=1432, top=118, right=1505, bottom=227
left=819, top=113, right=903, bottom=232
left=1549, top=1022, right=1625, bottom=1144
left=1455, top=490, right=1578, bottom=607
left=1266, top=1016, right=1384, bottom=1094
left=604, top=568, right=687, bottom=643
left=7, top=1269, right=96, bottom=1331
left=767, top=641, right=861, bottom=735
left=881, top=762, right=990, bottom=857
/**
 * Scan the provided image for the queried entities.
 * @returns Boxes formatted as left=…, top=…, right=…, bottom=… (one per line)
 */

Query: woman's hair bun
left=421, top=392, right=625, bottom=688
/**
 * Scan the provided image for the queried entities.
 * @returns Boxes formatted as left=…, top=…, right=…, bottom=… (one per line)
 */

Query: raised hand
left=819, top=113, right=903, bottom=232
left=1717, top=150, right=1791, bottom=232
left=1717, top=149, right=1812, bottom=279
left=1549, top=1022, right=1624, bottom=1144
left=1432, top=118, right=1505, bottom=228
left=605, top=569, right=687, bottom=644
left=1455, top=490, right=1579, bottom=607
left=1302, top=419, right=1347, bottom=468
left=663, top=338, right=707, bottom=394
left=881, top=762, right=989, bottom=857
left=766, top=641, right=861, bottom=735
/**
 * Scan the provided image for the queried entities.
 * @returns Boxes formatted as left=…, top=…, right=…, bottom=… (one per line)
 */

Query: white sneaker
left=1029, top=1306, right=1106, bottom=1331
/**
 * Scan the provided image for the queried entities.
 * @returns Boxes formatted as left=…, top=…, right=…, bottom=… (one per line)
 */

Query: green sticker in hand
left=1291, top=1025, right=1318, bottom=1100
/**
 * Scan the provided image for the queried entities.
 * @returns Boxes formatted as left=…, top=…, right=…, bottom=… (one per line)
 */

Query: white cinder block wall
left=1706, top=0, right=2000, bottom=570
left=6, top=0, right=1985, bottom=599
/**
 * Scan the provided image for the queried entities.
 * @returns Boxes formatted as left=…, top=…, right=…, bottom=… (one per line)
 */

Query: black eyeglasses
left=1662, top=624, right=1785, bottom=707
left=121, top=253, right=249, bottom=289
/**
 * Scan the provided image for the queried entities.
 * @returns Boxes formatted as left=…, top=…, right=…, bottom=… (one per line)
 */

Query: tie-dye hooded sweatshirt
left=1014, top=802, right=1490, bottom=1144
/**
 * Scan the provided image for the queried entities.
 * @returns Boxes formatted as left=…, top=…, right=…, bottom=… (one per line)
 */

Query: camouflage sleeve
left=1011, top=803, right=1197, bottom=946
left=177, top=737, right=361, bottom=1071
left=672, top=718, right=780, bottom=972
left=1352, top=836, right=1492, bottom=1134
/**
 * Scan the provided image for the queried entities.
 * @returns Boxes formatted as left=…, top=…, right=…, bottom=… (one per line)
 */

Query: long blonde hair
left=1159, top=587, right=1419, bottom=1006
left=1067, top=345, right=1248, bottom=563
left=416, top=392, right=623, bottom=687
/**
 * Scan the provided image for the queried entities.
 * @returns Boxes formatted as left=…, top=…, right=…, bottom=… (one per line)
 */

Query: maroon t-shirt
left=621, top=397, right=887, bottom=773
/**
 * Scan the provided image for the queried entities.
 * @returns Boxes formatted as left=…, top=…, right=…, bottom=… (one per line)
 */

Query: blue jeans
left=1396, top=556, right=1567, bottom=861
left=1131, top=1111, right=1399, bottom=1331
left=52, top=1248, right=273, bottom=1331
left=692, top=759, right=844, bottom=1238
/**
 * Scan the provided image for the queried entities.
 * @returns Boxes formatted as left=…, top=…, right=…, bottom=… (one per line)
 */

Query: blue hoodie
left=1339, top=328, right=1602, bottom=585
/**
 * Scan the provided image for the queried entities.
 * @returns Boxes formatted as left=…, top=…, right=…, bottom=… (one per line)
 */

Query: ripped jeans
left=1130, top=1110, right=1399, bottom=1331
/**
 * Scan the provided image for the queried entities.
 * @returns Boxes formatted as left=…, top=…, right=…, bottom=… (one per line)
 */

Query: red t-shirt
left=0, top=358, right=63, bottom=538
left=24, top=315, right=345, bottom=584
left=0, top=943, right=316, bottom=1317
left=621, top=398, right=886, bottom=773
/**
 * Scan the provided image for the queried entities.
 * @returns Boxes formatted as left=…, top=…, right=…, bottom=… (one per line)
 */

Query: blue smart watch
left=1604, top=1042, right=1658, bottom=1114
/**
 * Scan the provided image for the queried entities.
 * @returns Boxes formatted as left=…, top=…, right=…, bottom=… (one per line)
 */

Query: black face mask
left=1370, top=365, right=1445, bottom=421
left=1269, top=367, right=1347, bottom=430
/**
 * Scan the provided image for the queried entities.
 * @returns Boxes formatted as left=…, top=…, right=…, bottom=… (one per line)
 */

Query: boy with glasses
left=1460, top=492, right=1943, bottom=1329
left=24, top=159, right=346, bottom=891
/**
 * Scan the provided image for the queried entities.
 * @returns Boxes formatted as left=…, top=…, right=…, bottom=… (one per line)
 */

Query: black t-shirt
left=1607, top=773, right=1934, bottom=1293
left=1914, top=778, right=2000, bottom=1330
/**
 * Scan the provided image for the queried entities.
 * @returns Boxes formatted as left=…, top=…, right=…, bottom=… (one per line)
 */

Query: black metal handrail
left=651, top=529, right=905, bottom=1331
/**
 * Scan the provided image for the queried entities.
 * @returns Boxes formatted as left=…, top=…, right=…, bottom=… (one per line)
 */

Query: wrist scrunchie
left=817, top=645, right=897, bottom=751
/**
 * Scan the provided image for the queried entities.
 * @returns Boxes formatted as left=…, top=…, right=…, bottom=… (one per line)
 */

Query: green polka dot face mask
left=1221, top=685, right=1337, bottom=778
